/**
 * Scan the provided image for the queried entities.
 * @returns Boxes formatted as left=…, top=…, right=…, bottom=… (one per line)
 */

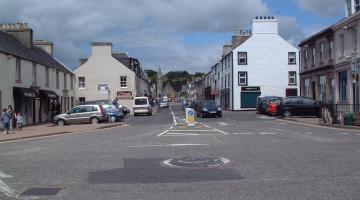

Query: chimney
left=0, top=23, right=33, bottom=48
left=252, top=16, right=278, bottom=34
left=91, top=42, right=113, bottom=57
left=79, top=58, right=88, bottom=65
left=231, top=29, right=252, bottom=49
left=34, top=40, right=53, bottom=56
left=222, top=44, right=232, bottom=57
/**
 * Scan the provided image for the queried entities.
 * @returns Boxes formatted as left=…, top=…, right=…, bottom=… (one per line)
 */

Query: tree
left=145, top=69, right=158, bottom=84
left=193, top=72, right=205, bottom=77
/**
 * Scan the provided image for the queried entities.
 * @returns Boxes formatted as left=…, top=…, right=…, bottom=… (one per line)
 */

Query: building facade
left=0, top=23, right=75, bottom=125
left=207, top=17, right=299, bottom=110
left=74, top=43, right=150, bottom=113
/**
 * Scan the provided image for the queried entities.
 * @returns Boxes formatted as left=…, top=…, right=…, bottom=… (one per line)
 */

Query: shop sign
left=117, top=91, right=133, bottom=100
left=241, top=87, right=260, bottom=92
left=24, top=92, right=36, bottom=98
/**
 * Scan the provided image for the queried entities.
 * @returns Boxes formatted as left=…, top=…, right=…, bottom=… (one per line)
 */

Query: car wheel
left=219, top=114, right=222, bottom=118
left=91, top=117, right=99, bottom=124
left=57, top=119, right=65, bottom=126
left=134, top=113, right=138, bottom=117
left=283, top=110, right=292, bottom=118
left=110, top=116, right=117, bottom=123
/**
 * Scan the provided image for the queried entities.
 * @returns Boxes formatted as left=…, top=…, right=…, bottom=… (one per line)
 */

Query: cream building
left=74, top=43, right=150, bottom=113
left=0, top=23, right=75, bottom=125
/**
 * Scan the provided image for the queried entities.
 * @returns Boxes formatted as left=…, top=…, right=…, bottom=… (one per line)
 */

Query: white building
left=0, top=23, right=75, bottom=125
left=74, top=43, right=150, bottom=113
left=210, top=17, right=299, bottom=110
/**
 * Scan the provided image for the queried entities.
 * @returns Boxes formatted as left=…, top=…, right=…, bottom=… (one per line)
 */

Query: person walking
left=8, top=105, right=14, bottom=131
left=16, top=112, right=24, bottom=131
left=1, top=108, right=10, bottom=134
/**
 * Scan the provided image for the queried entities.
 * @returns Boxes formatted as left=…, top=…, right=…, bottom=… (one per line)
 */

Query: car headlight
left=203, top=108, right=208, bottom=111
left=218, top=107, right=222, bottom=111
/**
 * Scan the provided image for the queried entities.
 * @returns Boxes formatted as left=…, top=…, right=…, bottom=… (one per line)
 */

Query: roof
left=298, top=26, right=333, bottom=46
left=0, top=30, right=72, bottom=74
left=112, top=52, right=133, bottom=68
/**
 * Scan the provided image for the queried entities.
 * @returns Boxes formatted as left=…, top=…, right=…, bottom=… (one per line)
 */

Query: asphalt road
left=0, top=103, right=360, bottom=200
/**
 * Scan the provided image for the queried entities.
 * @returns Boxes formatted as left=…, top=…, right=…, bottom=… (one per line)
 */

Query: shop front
left=13, top=87, right=39, bottom=125
left=40, top=90, right=59, bottom=122
left=241, top=87, right=261, bottom=109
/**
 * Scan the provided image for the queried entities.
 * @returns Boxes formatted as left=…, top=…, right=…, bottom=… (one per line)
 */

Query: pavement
left=0, top=103, right=360, bottom=200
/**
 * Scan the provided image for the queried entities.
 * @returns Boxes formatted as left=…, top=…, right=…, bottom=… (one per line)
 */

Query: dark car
left=196, top=100, right=222, bottom=118
left=103, top=105, right=124, bottom=122
left=81, top=99, right=129, bottom=115
left=277, top=96, right=321, bottom=117
left=261, top=96, right=282, bottom=114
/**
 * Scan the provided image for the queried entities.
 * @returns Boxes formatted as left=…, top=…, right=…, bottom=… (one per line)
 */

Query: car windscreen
left=203, top=101, right=218, bottom=107
left=135, top=99, right=148, bottom=105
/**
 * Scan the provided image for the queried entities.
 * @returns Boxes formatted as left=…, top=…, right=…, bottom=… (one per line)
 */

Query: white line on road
left=169, top=105, right=177, bottom=126
left=213, top=128, right=229, bottom=135
left=305, top=133, right=313, bottom=135
left=0, top=171, right=37, bottom=200
left=218, top=122, right=228, bottom=126
left=156, top=130, right=169, bottom=137
left=128, top=144, right=209, bottom=148
left=233, top=132, right=254, bottom=135
left=268, top=128, right=284, bottom=132
left=339, top=133, right=350, bottom=135
left=165, top=132, right=200, bottom=136
left=259, top=132, right=278, bottom=135
left=170, top=130, right=218, bottom=132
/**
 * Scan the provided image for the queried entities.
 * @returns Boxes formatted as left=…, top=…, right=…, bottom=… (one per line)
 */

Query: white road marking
left=156, top=130, right=169, bottom=137
left=213, top=128, right=229, bottom=135
left=219, top=122, right=228, bottom=126
left=169, top=126, right=173, bottom=130
left=128, top=144, right=209, bottom=148
left=259, top=132, right=278, bottom=135
left=305, top=133, right=313, bottom=135
left=269, top=128, right=283, bottom=132
left=233, top=132, right=254, bottom=135
left=170, top=130, right=217, bottom=132
left=165, top=132, right=200, bottom=136
left=0, top=171, right=37, bottom=200
left=339, top=133, right=349, bottom=135
left=169, top=106, right=177, bottom=126
left=202, top=124, right=211, bottom=128
left=0, top=172, right=12, bottom=179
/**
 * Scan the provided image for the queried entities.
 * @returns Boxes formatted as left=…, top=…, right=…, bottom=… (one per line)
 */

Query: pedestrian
left=8, top=105, right=14, bottom=131
left=1, top=108, right=10, bottom=134
left=16, top=112, right=24, bottom=131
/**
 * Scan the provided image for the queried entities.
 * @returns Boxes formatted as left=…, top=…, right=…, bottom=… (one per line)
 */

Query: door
left=67, top=107, right=82, bottom=124
left=241, top=92, right=261, bottom=108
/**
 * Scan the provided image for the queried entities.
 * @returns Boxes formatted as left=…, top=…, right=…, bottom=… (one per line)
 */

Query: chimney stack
left=34, top=40, right=54, bottom=56
left=231, top=29, right=251, bottom=49
left=0, top=23, right=33, bottom=49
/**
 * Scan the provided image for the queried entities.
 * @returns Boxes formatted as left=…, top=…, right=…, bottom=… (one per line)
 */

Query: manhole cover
left=21, top=188, right=62, bottom=196
left=162, top=157, right=229, bottom=169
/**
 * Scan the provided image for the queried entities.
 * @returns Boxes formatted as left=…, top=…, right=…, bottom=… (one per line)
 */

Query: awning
left=40, top=90, right=59, bottom=100
left=13, top=87, right=39, bottom=99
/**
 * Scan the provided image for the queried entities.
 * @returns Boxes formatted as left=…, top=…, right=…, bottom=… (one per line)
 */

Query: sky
left=0, top=0, right=345, bottom=73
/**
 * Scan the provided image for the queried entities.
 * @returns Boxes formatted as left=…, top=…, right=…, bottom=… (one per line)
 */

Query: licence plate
left=210, top=111, right=217, bottom=113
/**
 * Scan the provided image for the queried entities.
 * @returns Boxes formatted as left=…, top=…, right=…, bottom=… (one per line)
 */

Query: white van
left=133, top=97, right=152, bottom=116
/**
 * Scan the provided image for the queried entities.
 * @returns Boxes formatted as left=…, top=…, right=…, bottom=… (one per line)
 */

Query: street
left=1, top=103, right=360, bottom=200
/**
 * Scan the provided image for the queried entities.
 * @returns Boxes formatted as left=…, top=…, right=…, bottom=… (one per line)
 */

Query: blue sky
left=0, top=0, right=345, bottom=73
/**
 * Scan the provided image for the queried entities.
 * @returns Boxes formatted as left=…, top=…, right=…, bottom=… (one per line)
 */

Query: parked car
left=196, top=100, right=222, bottom=118
left=53, top=104, right=107, bottom=126
left=133, top=97, right=152, bottom=116
left=262, top=96, right=282, bottom=114
left=102, top=104, right=124, bottom=122
left=159, top=100, right=169, bottom=108
left=277, top=96, right=321, bottom=117
left=266, top=99, right=281, bottom=116
left=256, top=96, right=266, bottom=113
left=81, top=99, right=129, bottom=115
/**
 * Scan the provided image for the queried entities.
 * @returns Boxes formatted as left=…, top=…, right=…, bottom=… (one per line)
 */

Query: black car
left=196, top=100, right=222, bottom=118
left=257, top=96, right=282, bottom=114
left=277, top=96, right=321, bottom=117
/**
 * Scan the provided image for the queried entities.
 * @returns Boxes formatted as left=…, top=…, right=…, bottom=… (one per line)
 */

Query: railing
left=322, top=104, right=360, bottom=124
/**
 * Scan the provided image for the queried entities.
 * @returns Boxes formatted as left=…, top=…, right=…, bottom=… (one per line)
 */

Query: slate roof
left=0, top=30, right=72, bottom=74
left=112, top=52, right=132, bottom=68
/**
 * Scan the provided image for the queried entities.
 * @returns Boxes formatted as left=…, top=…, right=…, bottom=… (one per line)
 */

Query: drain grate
left=162, top=157, right=229, bottom=169
left=21, top=188, right=62, bottom=196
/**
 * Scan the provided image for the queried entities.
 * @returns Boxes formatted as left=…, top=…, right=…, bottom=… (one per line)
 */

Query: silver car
left=53, top=104, right=107, bottom=126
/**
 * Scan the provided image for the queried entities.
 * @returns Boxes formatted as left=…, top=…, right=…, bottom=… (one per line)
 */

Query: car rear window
left=135, top=99, right=148, bottom=105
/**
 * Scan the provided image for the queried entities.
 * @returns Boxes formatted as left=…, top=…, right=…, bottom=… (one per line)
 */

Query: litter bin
left=344, top=112, right=353, bottom=125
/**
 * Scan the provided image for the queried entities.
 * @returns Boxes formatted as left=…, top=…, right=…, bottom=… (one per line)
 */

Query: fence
left=323, top=104, right=360, bottom=125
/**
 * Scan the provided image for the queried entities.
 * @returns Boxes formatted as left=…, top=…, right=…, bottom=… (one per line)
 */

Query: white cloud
left=0, top=0, right=308, bottom=72
left=296, top=0, right=344, bottom=17
left=278, top=16, right=305, bottom=47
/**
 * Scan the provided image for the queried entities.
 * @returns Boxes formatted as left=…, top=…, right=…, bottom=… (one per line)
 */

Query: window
left=329, top=40, right=334, bottom=60
left=238, top=71, right=248, bottom=86
left=238, top=52, right=247, bottom=65
left=320, top=43, right=324, bottom=63
left=64, top=73, right=67, bottom=90
left=228, top=73, right=231, bottom=88
left=340, top=33, right=345, bottom=56
left=78, top=77, right=85, bottom=89
left=56, top=71, right=59, bottom=89
left=356, top=0, right=360, bottom=12
left=70, top=75, right=74, bottom=90
left=15, top=58, right=21, bottom=82
left=45, top=67, right=49, bottom=87
left=319, top=75, right=326, bottom=101
left=339, top=71, right=348, bottom=101
left=289, top=71, right=297, bottom=85
left=304, top=79, right=310, bottom=97
left=352, top=28, right=358, bottom=50
left=79, top=97, right=85, bottom=103
left=120, top=76, right=127, bottom=88
left=312, top=47, right=316, bottom=65
left=288, top=52, right=296, bottom=64
left=31, top=62, right=37, bottom=85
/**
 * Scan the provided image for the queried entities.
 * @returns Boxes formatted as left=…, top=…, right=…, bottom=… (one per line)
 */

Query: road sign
left=186, top=108, right=195, bottom=126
